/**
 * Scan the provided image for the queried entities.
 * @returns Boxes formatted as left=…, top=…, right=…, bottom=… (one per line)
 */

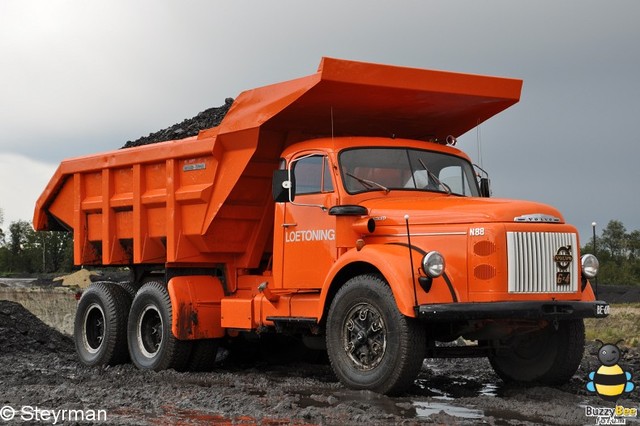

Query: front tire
left=74, top=281, right=131, bottom=366
left=489, top=319, right=585, bottom=385
left=127, top=281, right=192, bottom=371
left=326, top=274, right=426, bottom=395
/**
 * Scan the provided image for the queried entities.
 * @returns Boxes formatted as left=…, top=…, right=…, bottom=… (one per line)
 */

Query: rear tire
left=117, top=280, right=139, bottom=300
left=326, top=274, right=426, bottom=395
left=74, top=281, right=131, bottom=366
left=489, top=319, right=585, bottom=385
left=187, top=339, right=219, bottom=372
left=127, top=281, right=192, bottom=371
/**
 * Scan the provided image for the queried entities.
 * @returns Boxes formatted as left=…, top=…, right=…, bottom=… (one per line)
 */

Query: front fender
left=318, top=244, right=419, bottom=319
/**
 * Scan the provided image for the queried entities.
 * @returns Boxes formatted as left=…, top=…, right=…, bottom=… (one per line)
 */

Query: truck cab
left=268, top=135, right=606, bottom=393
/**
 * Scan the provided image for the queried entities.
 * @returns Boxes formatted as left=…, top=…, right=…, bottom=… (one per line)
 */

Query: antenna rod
left=405, top=214, right=419, bottom=307
left=476, top=120, right=483, bottom=169
left=331, top=107, right=334, bottom=139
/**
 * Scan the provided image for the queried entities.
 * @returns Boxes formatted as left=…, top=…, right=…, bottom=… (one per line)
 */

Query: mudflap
left=167, top=276, right=226, bottom=340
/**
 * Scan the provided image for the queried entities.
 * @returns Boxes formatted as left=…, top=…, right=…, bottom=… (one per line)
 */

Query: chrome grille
left=506, top=232, right=578, bottom=293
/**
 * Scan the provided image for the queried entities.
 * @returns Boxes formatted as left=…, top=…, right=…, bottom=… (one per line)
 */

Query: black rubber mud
left=326, top=274, right=426, bottom=395
left=74, top=281, right=131, bottom=366
left=489, top=319, right=585, bottom=385
left=127, top=280, right=192, bottom=372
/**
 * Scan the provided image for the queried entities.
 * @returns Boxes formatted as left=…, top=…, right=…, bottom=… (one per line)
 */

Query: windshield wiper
left=346, top=172, right=390, bottom=194
left=418, top=159, right=451, bottom=195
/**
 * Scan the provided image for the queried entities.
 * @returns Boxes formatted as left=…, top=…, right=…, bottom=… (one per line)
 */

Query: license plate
left=556, top=272, right=571, bottom=285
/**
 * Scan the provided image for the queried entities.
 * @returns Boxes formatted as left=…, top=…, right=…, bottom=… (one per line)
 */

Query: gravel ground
left=1, top=300, right=639, bottom=425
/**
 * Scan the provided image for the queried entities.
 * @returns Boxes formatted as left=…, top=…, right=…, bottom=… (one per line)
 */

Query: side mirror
left=272, top=170, right=295, bottom=202
left=479, top=178, right=491, bottom=198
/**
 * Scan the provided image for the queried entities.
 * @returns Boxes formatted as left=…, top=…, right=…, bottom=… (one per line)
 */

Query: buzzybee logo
left=584, top=340, right=637, bottom=425
left=586, top=340, right=635, bottom=401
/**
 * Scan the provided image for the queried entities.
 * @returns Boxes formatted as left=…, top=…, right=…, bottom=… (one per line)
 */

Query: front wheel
left=326, top=274, right=426, bottom=395
left=127, top=281, right=191, bottom=371
left=488, top=319, right=585, bottom=385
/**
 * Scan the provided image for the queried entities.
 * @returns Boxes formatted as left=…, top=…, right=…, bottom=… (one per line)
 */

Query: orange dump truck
left=34, top=57, right=608, bottom=394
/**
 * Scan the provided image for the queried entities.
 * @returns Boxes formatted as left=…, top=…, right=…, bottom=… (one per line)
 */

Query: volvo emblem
left=554, top=246, right=573, bottom=270
left=514, top=213, right=561, bottom=223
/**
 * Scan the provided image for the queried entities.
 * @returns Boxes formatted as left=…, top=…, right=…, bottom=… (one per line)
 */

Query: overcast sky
left=1, top=1, right=638, bottom=242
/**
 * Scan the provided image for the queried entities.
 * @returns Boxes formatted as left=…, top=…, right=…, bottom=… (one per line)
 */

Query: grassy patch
left=584, top=303, right=640, bottom=347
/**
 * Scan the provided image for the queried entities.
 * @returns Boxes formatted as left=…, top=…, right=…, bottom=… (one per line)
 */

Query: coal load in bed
left=122, top=98, right=234, bottom=149
left=0, top=301, right=73, bottom=354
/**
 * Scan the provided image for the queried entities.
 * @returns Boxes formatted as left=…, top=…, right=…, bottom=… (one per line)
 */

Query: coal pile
left=122, top=98, right=234, bottom=149
left=0, top=300, right=73, bottom=354
left=596, top=284, right=640, bottom=304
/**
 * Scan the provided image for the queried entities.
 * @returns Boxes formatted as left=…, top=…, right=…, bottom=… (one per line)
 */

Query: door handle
left=282, top=223, right=297, bottom=228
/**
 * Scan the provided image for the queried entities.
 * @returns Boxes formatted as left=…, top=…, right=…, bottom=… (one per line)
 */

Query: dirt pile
left=54, top=268, right=98, bottom=289
left=0, top=300, right=73, bottom=354
left=122, top=98, right=234, bottom=149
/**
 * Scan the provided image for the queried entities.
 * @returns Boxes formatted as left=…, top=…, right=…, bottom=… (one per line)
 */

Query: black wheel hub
left=138, top=306, right=163, bottom=357
left=343, top=303, right=387, bottom=371
left=83, top=304, right=105, bottom=353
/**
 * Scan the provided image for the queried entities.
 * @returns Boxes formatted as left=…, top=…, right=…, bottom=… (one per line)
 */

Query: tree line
left=0, top=216, right=73, bottom=275
left=582, top=220, right=640, bottom=286
left=0, top=207, right=639, bottom=284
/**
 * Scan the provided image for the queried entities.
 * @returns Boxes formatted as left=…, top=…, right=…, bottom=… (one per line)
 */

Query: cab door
left=281, top=154, right=337, bottom=290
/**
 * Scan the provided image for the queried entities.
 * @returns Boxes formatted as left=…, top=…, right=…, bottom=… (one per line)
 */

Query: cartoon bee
left=586, top=340, right=635, bottom=401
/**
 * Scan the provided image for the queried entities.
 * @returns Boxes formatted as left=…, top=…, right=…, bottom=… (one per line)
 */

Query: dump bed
left=33, top=57, right=522, bottom=267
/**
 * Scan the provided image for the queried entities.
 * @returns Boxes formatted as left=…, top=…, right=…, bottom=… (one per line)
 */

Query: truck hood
left=359, top=196, right=565, bottom=226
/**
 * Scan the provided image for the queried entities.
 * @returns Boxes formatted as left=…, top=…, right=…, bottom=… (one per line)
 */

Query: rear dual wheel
left=127, top=280, right=192, bottom=371
left=74, top=281, right=131, bottom=366
left=188, top=339, right=219, bottom=372
left=76, top=279, right=218, bottom=371
left=117, top=280, right=139, bottom=299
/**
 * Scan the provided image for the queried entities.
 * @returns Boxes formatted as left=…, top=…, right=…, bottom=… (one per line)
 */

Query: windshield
left=339, top=147, right=480, bottom=196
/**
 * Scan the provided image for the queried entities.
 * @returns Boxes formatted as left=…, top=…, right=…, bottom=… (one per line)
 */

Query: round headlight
left=422, top=251, right=445, bottom=278
left=581, top=254, right=599, bottom=279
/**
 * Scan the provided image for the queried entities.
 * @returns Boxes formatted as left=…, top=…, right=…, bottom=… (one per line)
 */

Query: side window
left=439, top=166, right=471, bottom=195
left=323, top=156, right=334, bottom=192
left=293, top=155, right=333, bottom=195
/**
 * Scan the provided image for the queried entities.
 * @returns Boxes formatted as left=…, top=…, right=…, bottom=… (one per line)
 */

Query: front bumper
left=415, top=300, right=609, bottom=321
